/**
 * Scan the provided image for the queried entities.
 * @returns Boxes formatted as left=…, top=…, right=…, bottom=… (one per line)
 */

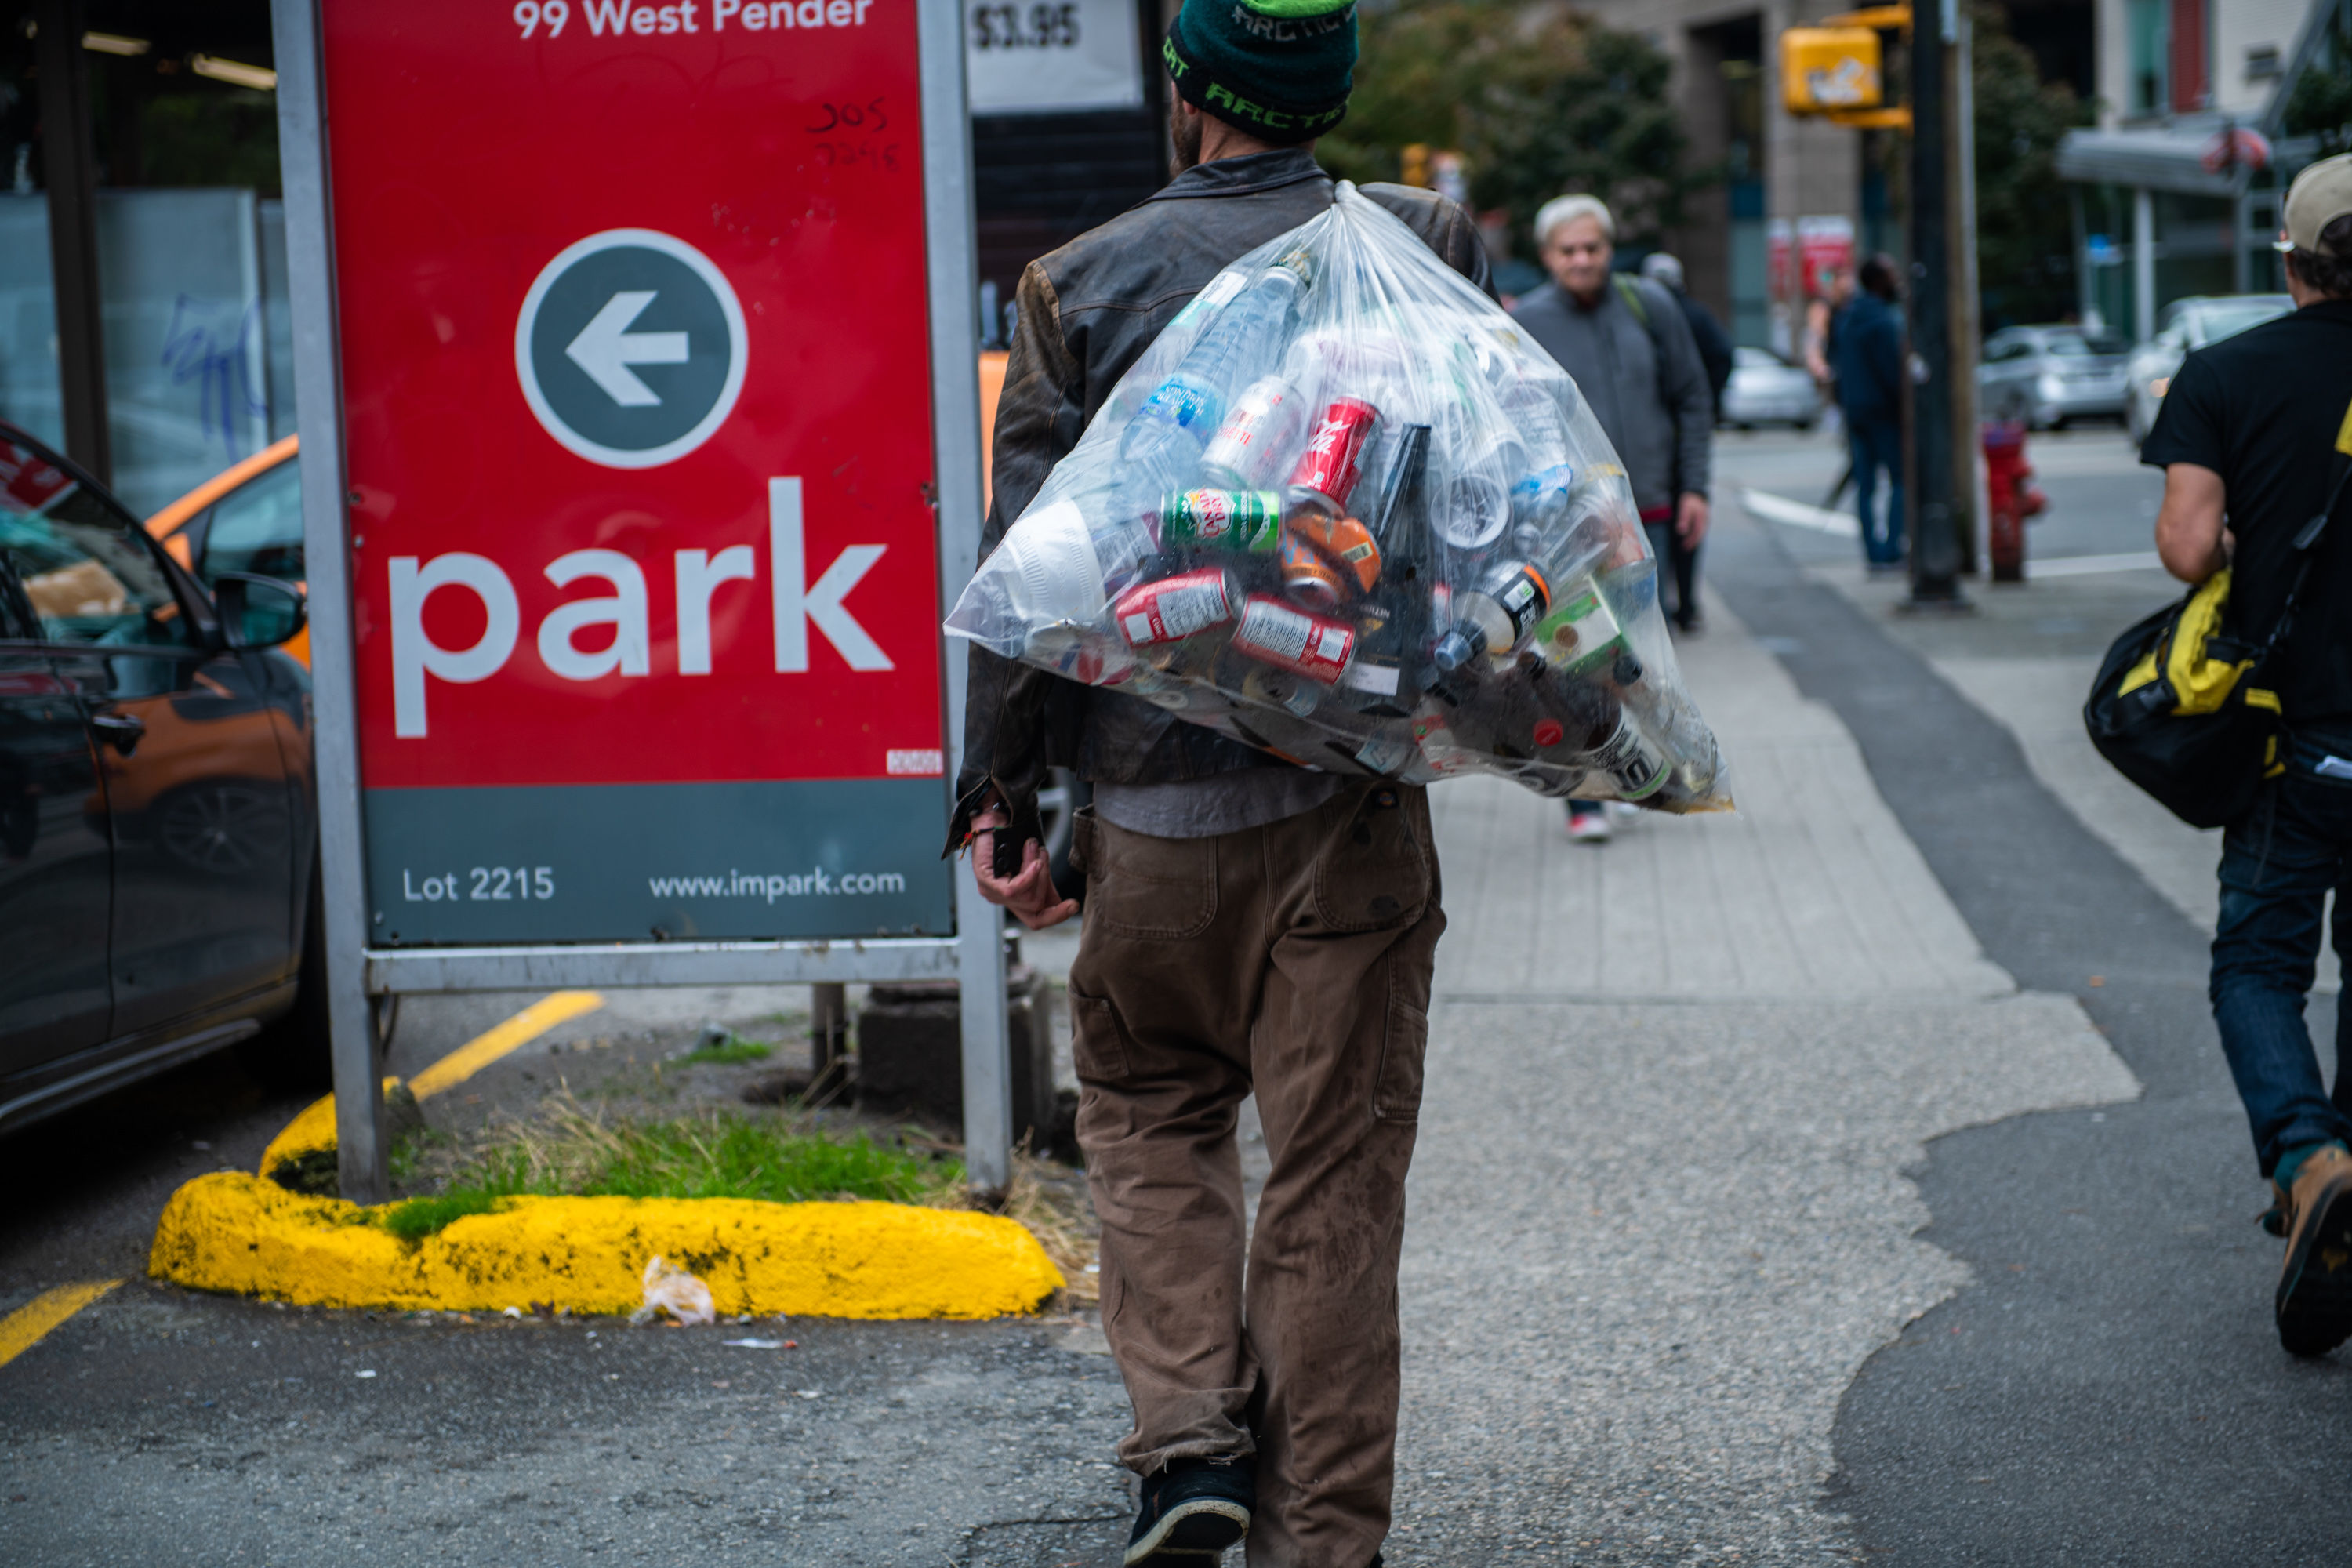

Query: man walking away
left=1509, top=194, right=1712, bottom=843
left=946, top=1, right=1486, bottom=1559
left=1642, top=252, right=1733, bottom=423
left=2143, top=152, right=2352, bottom=1356
left=1835, top=255, right=1906, bottom=571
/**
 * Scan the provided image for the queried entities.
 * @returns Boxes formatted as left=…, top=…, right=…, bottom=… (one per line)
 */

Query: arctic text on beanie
left=1164, top=0, right=1357, bottom=144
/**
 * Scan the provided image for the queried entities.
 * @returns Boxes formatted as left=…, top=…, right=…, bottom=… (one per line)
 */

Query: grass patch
left=380, top=1189, right=506, bottom=1241
left=409, top=1096, right=960, bottom=1215
left=673, top=1035, right=773, bottom=1068
left=386, top=1091, right=1099, bottom=1305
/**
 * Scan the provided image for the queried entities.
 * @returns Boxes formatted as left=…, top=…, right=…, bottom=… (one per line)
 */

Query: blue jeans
left=1847, top=414, right=1904, bottom=566
left=2211, top=732, right=2352, bottom=1177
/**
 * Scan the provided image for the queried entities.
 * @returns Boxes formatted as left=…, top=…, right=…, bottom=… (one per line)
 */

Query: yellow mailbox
left=1782, top=26, right=1883, bottom=114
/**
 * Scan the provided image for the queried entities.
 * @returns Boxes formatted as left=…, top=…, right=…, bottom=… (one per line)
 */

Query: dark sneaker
left=1126, top=1454, right=1252, bottom=1564
left=2277, top=1145, right=2352, bottom=1356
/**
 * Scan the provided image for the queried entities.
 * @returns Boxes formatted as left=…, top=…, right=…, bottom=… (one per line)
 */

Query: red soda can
left=1232, top=593, right=1354, bottom=684
left=1283, top=397, right=1381, bottom=518
left=1114, top=569, right=1236, bottom=646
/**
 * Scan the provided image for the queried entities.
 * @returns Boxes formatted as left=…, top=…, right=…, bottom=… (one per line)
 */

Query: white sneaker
left=1566, top=807, right=1613, bottom=844
left=1609, top=800, right=1642, bottom=821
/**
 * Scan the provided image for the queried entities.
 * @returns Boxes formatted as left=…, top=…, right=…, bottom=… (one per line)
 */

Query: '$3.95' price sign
left=969, top=2, right=1080, bottom=49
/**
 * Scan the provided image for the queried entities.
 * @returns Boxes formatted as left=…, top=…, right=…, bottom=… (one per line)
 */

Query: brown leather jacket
left=948, top=147, right=1489, bottom=855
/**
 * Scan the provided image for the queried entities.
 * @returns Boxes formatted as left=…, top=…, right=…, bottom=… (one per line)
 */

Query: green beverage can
left=1159, top=489, right=1282, bottom=553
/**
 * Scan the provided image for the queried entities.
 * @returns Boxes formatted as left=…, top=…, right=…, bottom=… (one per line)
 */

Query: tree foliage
left=1969, top=3, right=2089, bottom=329
left=1321, top=1, right=1707, bottom=251
left=2281, top=2, right=2352, bottom=155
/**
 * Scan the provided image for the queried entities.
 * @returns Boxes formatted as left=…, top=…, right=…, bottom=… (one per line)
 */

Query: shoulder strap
left=1612, top=272, right=1660, bottom=343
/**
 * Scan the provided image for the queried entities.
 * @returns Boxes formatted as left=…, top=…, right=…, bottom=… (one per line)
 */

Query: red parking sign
left=318, top=0, right=956, bottom=942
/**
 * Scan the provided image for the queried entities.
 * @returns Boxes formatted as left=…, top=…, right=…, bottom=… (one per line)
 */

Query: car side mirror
left=214, top=572, right=307, bottom=652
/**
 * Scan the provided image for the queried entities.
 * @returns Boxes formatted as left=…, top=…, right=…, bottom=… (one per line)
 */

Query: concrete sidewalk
left=1387, top=588, right=2136, bottom=1563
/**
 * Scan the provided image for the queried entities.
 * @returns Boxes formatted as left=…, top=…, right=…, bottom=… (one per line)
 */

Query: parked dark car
left=0, top=419, right=324, bottom=1132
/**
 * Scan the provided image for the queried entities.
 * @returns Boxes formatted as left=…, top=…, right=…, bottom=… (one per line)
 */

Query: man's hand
left=1675, top=492, right=1711, bottom=546
left=970, top=809, right=1078, bottom=931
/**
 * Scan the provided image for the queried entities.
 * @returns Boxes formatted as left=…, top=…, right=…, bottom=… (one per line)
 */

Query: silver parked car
left=2124, top=294, right=2295, bottom=443
left=1976, top=325, right=2131, bottom=429
left=1719, top=346, right=1820, bottom=429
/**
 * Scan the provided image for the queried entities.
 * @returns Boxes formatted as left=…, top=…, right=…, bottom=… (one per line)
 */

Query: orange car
left=146, top=434, right=308, bottom=665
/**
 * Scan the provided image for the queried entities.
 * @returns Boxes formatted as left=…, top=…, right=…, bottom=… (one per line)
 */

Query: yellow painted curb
left=259, top=991, right=602, bottom=1189
left=148, top=1172, right=1062, bottom=1320
left=259, top=1077, right=403, bottom=1185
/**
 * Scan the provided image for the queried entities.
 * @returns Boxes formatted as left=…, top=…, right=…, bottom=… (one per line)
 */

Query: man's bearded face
left=1170, top=99, right=1203, bottom=172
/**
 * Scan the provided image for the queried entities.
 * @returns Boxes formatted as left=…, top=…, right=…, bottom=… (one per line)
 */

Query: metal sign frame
left=269, top=0, right=1006, bottom=1204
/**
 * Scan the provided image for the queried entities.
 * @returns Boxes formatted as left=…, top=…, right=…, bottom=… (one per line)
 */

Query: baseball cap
left=2276, top=152, right=2352, bottom=256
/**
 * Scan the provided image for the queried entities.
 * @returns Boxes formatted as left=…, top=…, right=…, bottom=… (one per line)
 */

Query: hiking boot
left=1127, top=1454, right=1252, bottom=1564
left=2276, top=1145, right=2352, bottom=1356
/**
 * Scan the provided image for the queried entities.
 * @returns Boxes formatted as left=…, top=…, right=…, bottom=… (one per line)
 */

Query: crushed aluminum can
left=1114, top=568, right=1236, bottom=646
left=1232, top=593, right=1354, bottom=685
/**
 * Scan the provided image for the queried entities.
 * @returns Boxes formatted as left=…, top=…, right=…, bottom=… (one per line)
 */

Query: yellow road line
left=0, top=1280, right=121, bottom=1370
left=407, top=990, right=604, bottom=1100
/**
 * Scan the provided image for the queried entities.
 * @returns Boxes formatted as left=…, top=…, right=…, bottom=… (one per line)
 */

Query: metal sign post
left=270, top=0, right=1007, bottom=1203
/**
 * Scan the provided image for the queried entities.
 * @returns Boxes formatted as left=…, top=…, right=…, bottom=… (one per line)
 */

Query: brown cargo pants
left=1065, top=782, right=1445, bottom=1568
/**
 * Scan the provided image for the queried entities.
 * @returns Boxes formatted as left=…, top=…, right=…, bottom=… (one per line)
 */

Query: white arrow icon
left=564, top=291, right=690, bottom=406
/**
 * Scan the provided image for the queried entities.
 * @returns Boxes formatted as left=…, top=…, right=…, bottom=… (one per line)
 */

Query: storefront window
left=2126, top=0, right=2170, bottom=118
left=2, top=4, right=290, bottom=514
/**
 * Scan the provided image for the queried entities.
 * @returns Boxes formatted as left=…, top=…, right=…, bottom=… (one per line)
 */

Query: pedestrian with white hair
left=1508, top=193, right=1714, bottom=843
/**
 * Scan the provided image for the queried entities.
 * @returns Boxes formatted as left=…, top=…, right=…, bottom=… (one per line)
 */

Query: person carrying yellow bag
left=2129, top=152, right=2352, bottom=1358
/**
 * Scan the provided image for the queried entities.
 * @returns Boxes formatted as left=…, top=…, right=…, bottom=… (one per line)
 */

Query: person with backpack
left=2141, top=152, right=2352, bottom=1356
left=1508, top=194, right=1713, bottom=842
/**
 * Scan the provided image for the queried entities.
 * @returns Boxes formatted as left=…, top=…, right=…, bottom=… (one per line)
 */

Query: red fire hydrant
left=1983, top=420, right=2049, bottom=583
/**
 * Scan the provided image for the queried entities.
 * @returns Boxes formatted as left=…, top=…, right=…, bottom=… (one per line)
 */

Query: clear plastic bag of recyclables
left=947, top=183, right=1731, bottom=810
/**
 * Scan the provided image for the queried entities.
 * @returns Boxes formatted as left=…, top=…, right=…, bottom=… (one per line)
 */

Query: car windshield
left=0, top=434, right=194, bottom=649
left=2194, top=298, right=2293, bottom=343
left=2046, top=332, right=2128, bottom=357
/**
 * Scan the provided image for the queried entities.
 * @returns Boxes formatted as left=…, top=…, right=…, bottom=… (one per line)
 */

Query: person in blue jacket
left=1832, top=255, right=1906, bottom=570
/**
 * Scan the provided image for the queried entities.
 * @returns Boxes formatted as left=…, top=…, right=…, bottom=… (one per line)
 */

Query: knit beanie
left=1163, top=0, right=1357, bottom=145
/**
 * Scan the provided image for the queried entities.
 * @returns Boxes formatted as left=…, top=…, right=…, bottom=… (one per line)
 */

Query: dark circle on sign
left=528, top=245, right=733, bottom=454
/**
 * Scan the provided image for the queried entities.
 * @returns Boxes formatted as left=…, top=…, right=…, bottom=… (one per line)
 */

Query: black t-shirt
left=2141, top=299, right=2352, bottom=720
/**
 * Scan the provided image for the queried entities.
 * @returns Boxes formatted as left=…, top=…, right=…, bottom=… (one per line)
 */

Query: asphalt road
left=1709, top=435, right=2352, bottom=1563
left=0, top=992, right=1135, bottom=1568
left=3, top=422, right=2332, bottom=1567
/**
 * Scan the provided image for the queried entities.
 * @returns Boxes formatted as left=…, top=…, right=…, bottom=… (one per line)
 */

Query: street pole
left=1948, top=6, right=1981, bottom=576
left=1904, top=0, right=1966, bottom=608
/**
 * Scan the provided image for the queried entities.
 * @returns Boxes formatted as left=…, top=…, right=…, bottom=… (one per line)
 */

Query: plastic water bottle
left=1119, top=251, right=1313, bottom=487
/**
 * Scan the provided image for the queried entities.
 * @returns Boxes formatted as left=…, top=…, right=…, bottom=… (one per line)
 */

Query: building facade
left=2060, top=0, right=2347, bottom=339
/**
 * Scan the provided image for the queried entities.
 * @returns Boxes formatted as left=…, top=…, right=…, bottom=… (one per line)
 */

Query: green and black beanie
left=1163, top=0, right=1357, bottom=145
